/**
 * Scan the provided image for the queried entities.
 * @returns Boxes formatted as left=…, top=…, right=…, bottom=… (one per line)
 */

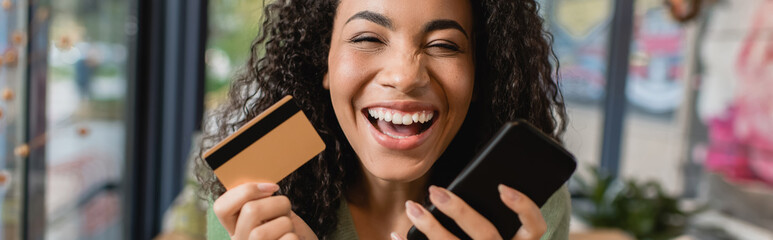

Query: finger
left=213, top=182, right=279, bottom=235
left=278, top=233, right=300, bottom=240
left=290, top=211, right=317, bottom=238
left=390, top=232, right=406, bottom=240
left=498, top=184, right=546, bottom=240
left=428, top=186, right=501, bottom=240
left=236, top=196, right=292, bottom=239
left=248, top=216, right=294, bottom=240
left=404, top=200, right=459, bottom=240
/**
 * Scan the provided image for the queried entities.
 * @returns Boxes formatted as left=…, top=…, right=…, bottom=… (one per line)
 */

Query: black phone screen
left=407, top=120, right=577, bottom=240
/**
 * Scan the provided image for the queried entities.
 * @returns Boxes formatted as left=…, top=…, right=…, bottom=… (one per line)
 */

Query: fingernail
left=405, top=201, right=424, bottom=218
left=390, top=232, right=405, bottom=240
left=498, top=184, right=520, bottom=201
left=257, top=183, right=279, bottom=192
left=429, top=186, right=450, bottom=204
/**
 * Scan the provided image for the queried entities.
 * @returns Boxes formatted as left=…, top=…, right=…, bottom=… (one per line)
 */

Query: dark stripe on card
left=205, top=100, right=301, bottom=170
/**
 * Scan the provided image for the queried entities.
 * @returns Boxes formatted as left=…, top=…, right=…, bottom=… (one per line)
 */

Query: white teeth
left=383, top=131, right=410, bottom=139
left=366, top=108, right=435, bottom=126
left=392, top=113, right=402, bottom=125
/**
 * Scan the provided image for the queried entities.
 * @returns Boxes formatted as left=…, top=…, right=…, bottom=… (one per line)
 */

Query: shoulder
left=539, top=184, right=571, bottom=240
left=329, top=199, right=359, bottom=240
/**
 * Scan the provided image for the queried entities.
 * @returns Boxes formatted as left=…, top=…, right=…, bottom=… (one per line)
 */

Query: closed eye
left=429, top=43, right=460, bottom=52
left=348, top=34, right=386, bottom=53
left=350, top=36, right=383, bottom=43
left=426, top=40, right=463, bottom=56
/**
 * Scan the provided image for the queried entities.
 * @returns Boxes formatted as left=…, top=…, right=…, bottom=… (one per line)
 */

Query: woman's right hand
left=213, top=182, right=317, bottom=240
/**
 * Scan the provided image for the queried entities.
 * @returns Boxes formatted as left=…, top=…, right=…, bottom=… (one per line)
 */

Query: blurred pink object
left=705, top=113, right=756, bottom=181
left=734, top=0, right=773, bottom=185
left=749, top=148, right=773, bottom=184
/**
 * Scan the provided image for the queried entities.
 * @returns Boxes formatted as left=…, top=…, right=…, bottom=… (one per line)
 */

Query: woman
left=197, top=0, right=569, bottom=239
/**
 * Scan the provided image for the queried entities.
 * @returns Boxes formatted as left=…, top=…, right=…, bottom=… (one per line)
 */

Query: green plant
left=574, top=167, right=703, bottom=240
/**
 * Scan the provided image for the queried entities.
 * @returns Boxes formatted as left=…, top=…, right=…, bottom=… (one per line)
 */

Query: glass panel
left=45, top=0, right=130, bottom=239
left=205, top=0, right=262, bottom=111
left=540, top=0, right=613, bottom=178
left=0, top=0, right=28, bottom=239
left=619, top=0, right=687, bottom=194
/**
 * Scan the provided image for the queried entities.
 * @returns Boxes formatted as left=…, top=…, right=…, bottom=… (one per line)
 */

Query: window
left=540, top=0, right=614, bottom=179
left=205, top=0, right=262, bottom=111
left=44, top=0, right=131, bottom=239
left=0, top=0, right=27, bottom=239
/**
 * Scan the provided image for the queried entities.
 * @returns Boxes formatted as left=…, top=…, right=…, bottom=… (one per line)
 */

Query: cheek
left=326, top=50, right=379, bottom=135
left=434, top=59, right=475, bottom=110
left=328, top=51, right=374, bottom=100
left=451, top=71, right=474, bottom=104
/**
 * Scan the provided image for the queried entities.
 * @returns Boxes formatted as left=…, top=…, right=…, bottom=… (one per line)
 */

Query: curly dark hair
left=196, top=0, right=566, bottom=238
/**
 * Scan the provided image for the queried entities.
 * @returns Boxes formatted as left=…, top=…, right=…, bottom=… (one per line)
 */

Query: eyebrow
left=423, top=19, right=468, bottom=38
left=345, top=11, right=468, bottom=39
left=345, top=11, right=394, bottom=30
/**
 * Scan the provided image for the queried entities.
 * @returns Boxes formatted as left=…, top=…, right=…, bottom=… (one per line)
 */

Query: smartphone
left=406, top=120, right=576, bottom=240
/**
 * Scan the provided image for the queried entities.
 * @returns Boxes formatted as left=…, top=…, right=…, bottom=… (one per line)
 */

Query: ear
left=322, top=72, right=330, bottom=90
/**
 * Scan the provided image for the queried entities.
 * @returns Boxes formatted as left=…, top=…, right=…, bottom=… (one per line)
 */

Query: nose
left=375, top=52, right=430, bottom=94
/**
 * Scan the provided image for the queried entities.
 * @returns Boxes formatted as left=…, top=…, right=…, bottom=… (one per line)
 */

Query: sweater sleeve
left=207, top=199, right=232, bottom=240
left=539, top=184, right=571, bottom=240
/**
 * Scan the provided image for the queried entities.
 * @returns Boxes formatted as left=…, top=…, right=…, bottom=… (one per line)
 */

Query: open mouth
left=363, top=107, right=437, bottom=139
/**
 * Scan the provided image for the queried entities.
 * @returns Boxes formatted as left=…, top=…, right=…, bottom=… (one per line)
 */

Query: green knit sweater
left=207, top=185, right=571, bottom=240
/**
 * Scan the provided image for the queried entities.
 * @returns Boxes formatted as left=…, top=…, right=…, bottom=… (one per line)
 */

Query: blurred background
left=0, top=0, right=771, bottom=239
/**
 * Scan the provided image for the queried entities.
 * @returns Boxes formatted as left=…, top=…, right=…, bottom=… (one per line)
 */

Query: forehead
left=335, top=0, right=473, bottom=31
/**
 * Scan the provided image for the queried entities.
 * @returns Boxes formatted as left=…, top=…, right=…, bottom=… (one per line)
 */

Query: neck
left=346, top=168, right=430, bottom=237
left=348, top=169, right=430, bottom=215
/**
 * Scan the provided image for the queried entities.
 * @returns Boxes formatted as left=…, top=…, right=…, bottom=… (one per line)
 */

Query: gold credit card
left=203, top=96, right=326, bottom=190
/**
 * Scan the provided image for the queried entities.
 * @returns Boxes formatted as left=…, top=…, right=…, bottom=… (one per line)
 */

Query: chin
left=361, top=155, right=434, bottom=183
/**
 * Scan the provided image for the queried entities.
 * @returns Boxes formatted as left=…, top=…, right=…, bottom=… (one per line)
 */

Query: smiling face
left=324, top=0, right=475, bottom=182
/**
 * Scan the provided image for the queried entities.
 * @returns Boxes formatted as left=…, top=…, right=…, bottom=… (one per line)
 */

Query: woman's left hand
left=402, top=184, right=546, bottom=240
